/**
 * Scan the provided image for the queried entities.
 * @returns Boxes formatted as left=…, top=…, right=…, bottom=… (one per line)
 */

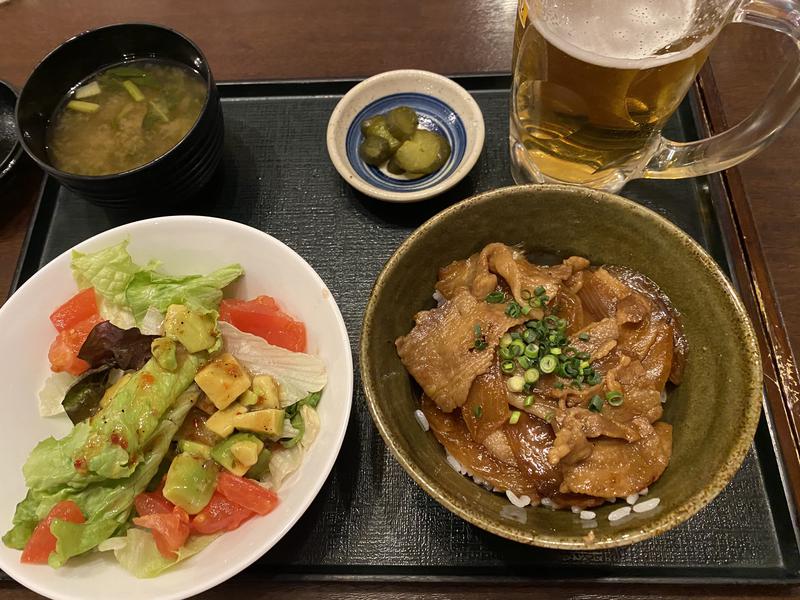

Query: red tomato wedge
left=48, top=314, right=103, bottom=376
left=21, top=500, right=85, bottom=564
left=133, top=506, right=190, bottom=559
left=49, top=288, right=98, bottom=332
left=216, top=472, right=279, bottom=516
left=219, top=295, right=306, bottom=352
left=134, top=490, right=175, bottom=517
left=190, top=492, right=253, bottom=535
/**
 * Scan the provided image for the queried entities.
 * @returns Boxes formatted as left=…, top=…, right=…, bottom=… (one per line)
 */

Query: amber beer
left=511, top=0, right=714, bottom=190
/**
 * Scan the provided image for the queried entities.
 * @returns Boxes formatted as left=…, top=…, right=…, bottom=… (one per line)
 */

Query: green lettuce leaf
left=48, top=389, right=198, bottom=567
left=125, top=264, right=243, bottom=323
left=22, top=351, right=203, bottom=493
left=114, top=529, right=219, bottom=578
left=71, top=241, right=142, bottom=308
left=3, top=387, right=198, bottom=561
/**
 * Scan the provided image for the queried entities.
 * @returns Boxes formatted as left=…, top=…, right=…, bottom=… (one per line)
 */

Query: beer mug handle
left=643, top=0, right=800, bottom=180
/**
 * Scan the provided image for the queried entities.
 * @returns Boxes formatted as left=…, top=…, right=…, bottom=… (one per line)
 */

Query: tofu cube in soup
left=195, top=353, right=251, bottom=410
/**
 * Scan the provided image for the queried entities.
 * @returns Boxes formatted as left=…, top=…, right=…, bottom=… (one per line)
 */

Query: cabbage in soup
left=47, top=60, right=206, bottom=176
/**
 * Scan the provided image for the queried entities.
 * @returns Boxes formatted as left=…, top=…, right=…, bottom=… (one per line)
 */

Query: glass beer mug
left=511, top=0, right=800, bottom=191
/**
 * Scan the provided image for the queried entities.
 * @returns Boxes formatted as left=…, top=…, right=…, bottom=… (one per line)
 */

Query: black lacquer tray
left=9, top=76, right=800, bottom=584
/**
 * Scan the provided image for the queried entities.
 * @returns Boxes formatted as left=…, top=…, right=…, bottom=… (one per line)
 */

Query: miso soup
left=47, top=60, right=206, bottom=176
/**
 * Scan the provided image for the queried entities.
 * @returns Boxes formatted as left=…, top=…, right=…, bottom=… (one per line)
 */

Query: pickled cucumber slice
left=359, top=115, right=401, bottom=153
left=386, top=157, right=405, bottom=175
left=359, top=135, right=391, bottom=166
left=393, top=129, right=451, bottom=175
left=385, top=106, right=418, bottom=141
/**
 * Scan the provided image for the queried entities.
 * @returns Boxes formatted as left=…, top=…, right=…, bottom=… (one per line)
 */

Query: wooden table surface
left=0, top=1, right=798, bottom=598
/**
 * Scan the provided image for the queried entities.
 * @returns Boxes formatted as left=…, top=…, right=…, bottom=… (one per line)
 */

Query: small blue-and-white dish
left=327, top=70, right=485, bottom=203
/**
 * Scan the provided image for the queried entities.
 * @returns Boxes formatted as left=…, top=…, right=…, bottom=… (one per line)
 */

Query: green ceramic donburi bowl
left=360, top=184, right=762, bottom=549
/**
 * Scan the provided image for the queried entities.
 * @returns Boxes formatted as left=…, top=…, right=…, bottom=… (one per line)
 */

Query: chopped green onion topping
left=510, top=339, right=526, bottom=357
left=500, top=333, right=513, bottom=348
left=517, top=356, right=533, bottom=370
left=554, top=382, right=565, bottom=390
left=506, top=301, right=523, bottom=318
left=524, top=343, right=539, bottom=358
left=473, top=324, right=488, bottom=351
left=521, top=305, right=532, bottom=316
left=524, top=395, right=535, bottom=407
left=586, top=372, right=602, bottom=385
left=501, top=360, right=515, bottom=374
left=550, top=347, right=562, bottom=355
left=588, top=395, right=604, bottom=413
left=485, top=290, right=506, bottom=303
left=521, top=289, right=532, bottom=300
left=524, top=368, right=540, bottom=384
left=539, top=355, right=558, bottom=373
left=507, top=375, right=525, bottom=393
left=534, top=285, right=546, bottom=296
left=523, top=328, right=537, bottom=344
left=499, top=347, right=513, bottom=360
left=509, top=410, right=521, bottom=425
left=606, top=391, right=624, bottom=406
left=578, top=332, right=590, bottom=341
left=473, top=405, right=483, bottom=418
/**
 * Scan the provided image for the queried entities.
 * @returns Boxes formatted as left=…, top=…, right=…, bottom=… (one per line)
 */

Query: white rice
left=579, top=510, right=596, bottom=520
left=446, top=453, right=465, bottom=474
left=633, top=497, right=661, bottom=513
left=500, top=505, right=528, bottom=524
left=626, top=493, right=639, bottom=505
left=414, top=409, right=430, bottom=432
left=540, top=497, right=556, bottom=509
left=571, top=506, right=581, bottom=514
left=506, top=490, right=531, bottom=508
left=639, top=486, right=649, bottom=496
left=608, top=506, right=632, bottom=522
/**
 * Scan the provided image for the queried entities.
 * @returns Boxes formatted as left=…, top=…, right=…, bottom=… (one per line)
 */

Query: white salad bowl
left=0, top=216, right=353, bottom=600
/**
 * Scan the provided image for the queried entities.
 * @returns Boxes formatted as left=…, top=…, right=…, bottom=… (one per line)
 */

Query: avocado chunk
left=194, top=353, right=251, bottom=410
left=151, top=337, right=178, bottom=371
left=245, top=448, right=273, bottom=479
left=205, top=401, right=247, bottom=438
left=251, top=375, right=281, bottom=409
left=211, top=433, right=264, bottom=476
left=162, top=453, right=218, bottom=515
left=233, top=408, right=285, bottom=437
left=164, top=304, right=217, bottom=353
left=239, top=389, right=259, bottom=407
left=177, top=439, right=212, bottom=459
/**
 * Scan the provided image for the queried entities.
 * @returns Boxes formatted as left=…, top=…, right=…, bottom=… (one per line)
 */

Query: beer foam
left=533, top=0, right=717, bottom=69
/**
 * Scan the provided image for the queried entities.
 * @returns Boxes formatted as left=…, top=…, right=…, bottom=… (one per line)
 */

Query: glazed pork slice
left=421, top=396, right=542, bottom=498
left=396, top=289, right=525, bottom=413
left=435, top=243, right=589, bottom=306
left=559, top=419, right=672, bottom=498
left=462, top=363, right=512, bottom=444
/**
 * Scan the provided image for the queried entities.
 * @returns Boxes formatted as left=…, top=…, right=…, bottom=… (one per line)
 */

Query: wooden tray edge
left=696, top=63, right=800, bottom=528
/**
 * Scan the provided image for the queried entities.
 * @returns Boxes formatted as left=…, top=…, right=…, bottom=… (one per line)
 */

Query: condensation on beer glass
left=510, top=0, right=800, bottom=192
